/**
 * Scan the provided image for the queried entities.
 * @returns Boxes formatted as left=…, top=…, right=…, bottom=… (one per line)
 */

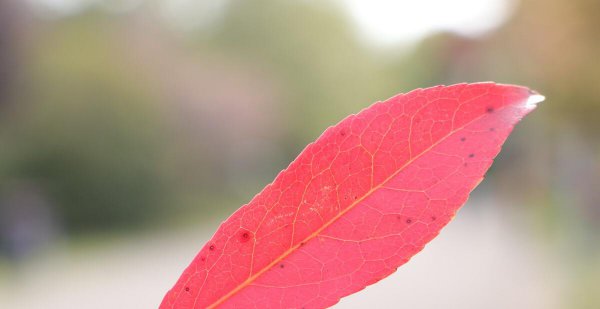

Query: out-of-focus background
left=0, top=0, right=598, bottom=308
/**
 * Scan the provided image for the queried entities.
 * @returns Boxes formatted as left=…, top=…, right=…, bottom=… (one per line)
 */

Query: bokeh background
left=0, top=0, right=598, bottom=308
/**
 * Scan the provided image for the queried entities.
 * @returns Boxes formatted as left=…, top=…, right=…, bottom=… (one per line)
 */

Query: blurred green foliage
left=211, top=0, right=387, bottom=142
left=1, top=13, right=173, bottom=231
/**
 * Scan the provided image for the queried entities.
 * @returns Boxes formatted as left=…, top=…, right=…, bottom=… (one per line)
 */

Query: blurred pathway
left=0, top=199, right=562, bottom=308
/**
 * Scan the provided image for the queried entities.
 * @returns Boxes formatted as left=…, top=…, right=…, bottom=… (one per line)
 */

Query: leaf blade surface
left=161, top=83, right=543, bottom=309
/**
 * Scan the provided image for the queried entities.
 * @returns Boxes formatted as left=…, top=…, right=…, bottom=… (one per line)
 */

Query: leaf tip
left=525, top=89, right=545, bottom=109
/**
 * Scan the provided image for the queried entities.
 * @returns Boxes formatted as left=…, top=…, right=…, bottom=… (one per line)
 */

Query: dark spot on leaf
left=463, top=162, right=468, bottom=167
left=200, top=256, right=206, bottom=262
left=486, top=106, right=494, bottom=113
left=460, top=137, right=466, bottom=142
left=340, top=130, right=346, bottom=136
left=185, top=286, right=190, bottom=292
left=431, top=216, right=437, bottom=221
left=469, top=153, right=475, bottom=158
left=406, top=218, right=412, bottom=224
left=239, top=230, right=252, bottom=243
left=300, top=242, right=305, bottom=247
left=209, top=245, right=215, bottom=251
left=279, top=264, right=285, bottom=269
left=489, top=127, right=495, bottom=131
left=354, top=196, right=358, bottom=200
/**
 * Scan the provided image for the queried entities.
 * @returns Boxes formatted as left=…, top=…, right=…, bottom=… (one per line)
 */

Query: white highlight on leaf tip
left=525, top=91, right=545, bottom=109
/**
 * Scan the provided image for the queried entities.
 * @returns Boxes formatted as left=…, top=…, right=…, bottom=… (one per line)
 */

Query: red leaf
left=161, top=83, right=543, bottom=308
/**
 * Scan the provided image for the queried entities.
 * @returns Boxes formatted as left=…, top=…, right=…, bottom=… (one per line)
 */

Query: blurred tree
left=210, top=0, right=389, bottom=148
left=1, top=13, right=174, bottom=232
